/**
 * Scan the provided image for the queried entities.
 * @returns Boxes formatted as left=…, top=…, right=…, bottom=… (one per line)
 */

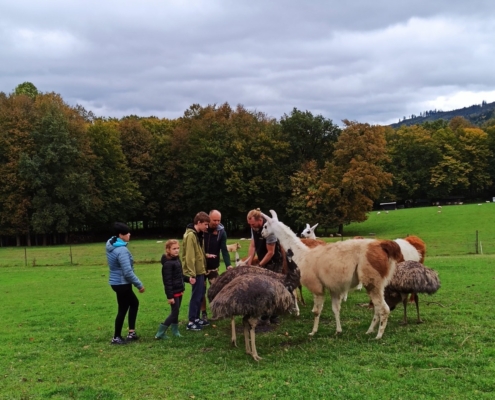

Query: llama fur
left=261, top=210, right=404, bottom=339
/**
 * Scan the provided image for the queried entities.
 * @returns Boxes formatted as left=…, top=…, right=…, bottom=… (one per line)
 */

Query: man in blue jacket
left=106, top=222, right=145, bottom=344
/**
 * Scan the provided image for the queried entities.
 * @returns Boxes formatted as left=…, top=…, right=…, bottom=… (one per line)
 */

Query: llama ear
left=269, top=210, right=278, bottom=221
left=311, top=223, right=319, bottom=231
left=235, top=251, right=240, bottom=265
left=306, top=224, right=310, bottom=229
left=261, top=212, right=271, bottom=222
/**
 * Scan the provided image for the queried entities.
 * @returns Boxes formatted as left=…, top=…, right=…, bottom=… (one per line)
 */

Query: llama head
left=260, top=209, right=279, bottom=238
left=301, top=223, right=318, bottom=239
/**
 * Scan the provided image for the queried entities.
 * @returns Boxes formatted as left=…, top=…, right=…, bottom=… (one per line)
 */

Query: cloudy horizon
left=2, top=0, right=495, bottom=126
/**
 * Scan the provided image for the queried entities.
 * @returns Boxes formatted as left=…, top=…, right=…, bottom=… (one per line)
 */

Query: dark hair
left=114, top=222, right=130, bottom=236
left=193, top=211, right=210, bottom=225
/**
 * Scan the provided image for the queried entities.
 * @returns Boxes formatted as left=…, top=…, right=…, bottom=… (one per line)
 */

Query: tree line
left=1, top=83, right=495, bottom=246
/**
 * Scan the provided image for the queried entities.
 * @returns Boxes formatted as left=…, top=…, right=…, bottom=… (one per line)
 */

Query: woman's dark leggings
left=111, top=284, right=139, bottom=338
left=163, top=296, right=182, bottom=326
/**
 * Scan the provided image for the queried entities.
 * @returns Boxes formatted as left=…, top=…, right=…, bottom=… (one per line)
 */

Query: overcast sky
left=2, top=0, right=495, bottom=125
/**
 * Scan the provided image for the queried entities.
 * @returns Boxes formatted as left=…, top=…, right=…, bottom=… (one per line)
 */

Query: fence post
left=24, top=247, right=27, bottom=266
left=476, top=230, right=479, bottom=254
left=70, top=245, right=73, bottom=265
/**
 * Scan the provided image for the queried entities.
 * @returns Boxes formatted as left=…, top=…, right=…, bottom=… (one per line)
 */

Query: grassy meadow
left=1, top=203, right=495, bottom=399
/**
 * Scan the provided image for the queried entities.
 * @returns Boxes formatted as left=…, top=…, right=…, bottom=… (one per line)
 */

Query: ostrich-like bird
left=384, top=260, right=440, bottom=325
left=209, top=248, right=300, bottom=361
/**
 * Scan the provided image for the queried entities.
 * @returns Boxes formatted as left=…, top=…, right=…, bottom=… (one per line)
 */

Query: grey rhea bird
left=208, top=248, right=300, bottom=361
left=384, top=260, right=441, bottom=325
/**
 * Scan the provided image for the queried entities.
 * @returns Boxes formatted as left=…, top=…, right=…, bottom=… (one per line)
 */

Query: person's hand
left=139, top=287, right=145, bottom=293
left=189, top=277, right=196, bottom=285
left=227, top=265, right=233, bottom=270
left=168, top=298, right=175, bottom=305
left=205, top=253, right=217, bottom=258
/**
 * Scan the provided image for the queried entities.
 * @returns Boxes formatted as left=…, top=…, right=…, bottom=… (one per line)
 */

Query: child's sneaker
left=196, top=318, right=210, bottom=327
left=110, top=336, right=127, bottom=345
left=186, top=321, right=202, bottom=331
left=126, top=331, right=139, bottom=341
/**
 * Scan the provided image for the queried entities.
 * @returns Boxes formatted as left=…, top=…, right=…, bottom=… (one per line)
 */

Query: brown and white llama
left=261, top=210, right=404, bottom=339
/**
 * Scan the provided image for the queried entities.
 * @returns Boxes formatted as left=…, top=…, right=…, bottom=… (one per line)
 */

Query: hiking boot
left=197, top=318, right=210, bottom=327
left=186, top=321, right=202, bottom=331
left=110, top=336, right=127, bottom=345
left=126, top=331, right=139, bottom=341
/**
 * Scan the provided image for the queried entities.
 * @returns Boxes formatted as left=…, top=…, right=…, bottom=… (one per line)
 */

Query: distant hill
left=389, top=101, right=495, bottom=128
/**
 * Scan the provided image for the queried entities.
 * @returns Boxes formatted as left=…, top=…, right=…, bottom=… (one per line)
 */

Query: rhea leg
left=247, top=317, right=261, bottom=361
left=242, top=316, right=251, bottom=355
left=414, top=293, right=423, bottom=324
left=309, top=293, right=325, bottom=336
left=298, top=285, right=306, bottom=305
left=231, top=317, right=237, bottom=347
left=293, top=290, right=300, bottom=316
left=400, top=294, right=409, bottom=325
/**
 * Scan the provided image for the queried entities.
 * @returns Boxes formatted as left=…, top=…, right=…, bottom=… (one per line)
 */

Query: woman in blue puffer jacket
left=106, top=222, right=145, bottom=345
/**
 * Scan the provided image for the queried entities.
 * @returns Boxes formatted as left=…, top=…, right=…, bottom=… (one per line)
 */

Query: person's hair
left=194, top=211, right=210, bottom=224
left=165, top=239, right=179, bottom=257
left=114, top=222, right=130, bottom=236
left=247, top=208, right=262, bottom=220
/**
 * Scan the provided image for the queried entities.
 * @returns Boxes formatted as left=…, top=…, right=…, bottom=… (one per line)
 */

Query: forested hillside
left=2, top=83, right=495, bottom=246
left=391, top=100, right=495, bottom=128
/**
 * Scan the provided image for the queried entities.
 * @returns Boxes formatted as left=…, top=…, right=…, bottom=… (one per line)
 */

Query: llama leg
left=231, top=317, right=237, bottom=347
left=331, top=293, right=343, bottom=334
left=371, top=295, right=390, bottom=339
left=242, top=316, right=251, bottom=355
left=248, top=317, right=261, bottom=361
left=366, top=288, right=390, bottom=339
left=366, top=292, right=380, bottom=334
left=293, top=290, right=300, bottom=316
left=414, top=294, right=423, bottom=324
left=309, top=293, right=325, bottom=336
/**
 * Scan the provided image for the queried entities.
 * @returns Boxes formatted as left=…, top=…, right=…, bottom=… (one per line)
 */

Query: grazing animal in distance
left=226, top=242, right=241, bottom=252
left=301, top=223, right=318, bottom=239
left=261, top=210, right=403, bottom=339
left=209, top=248, right=300, bottom=361
left=384, top=260, right=440, bottom=324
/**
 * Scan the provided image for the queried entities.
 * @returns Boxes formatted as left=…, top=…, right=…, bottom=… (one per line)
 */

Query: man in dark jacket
left=200, top=209, right=232, bottom=321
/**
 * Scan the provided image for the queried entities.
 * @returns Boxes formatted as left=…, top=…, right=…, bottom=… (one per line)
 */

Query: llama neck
left=273, top=221, right=310, bottom=264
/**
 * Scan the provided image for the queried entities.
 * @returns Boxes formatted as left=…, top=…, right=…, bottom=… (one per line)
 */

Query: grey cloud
left=1, top=0, right=495, bottom=124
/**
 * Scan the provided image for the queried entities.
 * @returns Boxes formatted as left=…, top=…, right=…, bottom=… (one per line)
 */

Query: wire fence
left=0, top=231, right=494, bottom=268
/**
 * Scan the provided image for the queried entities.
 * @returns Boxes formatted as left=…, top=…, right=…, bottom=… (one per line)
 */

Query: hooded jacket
left=181, top=225, right=207, bottom=278
left=203, top=223, right=232, bottom=270
left=161, top=254, right=186, bottom=299
left=106, top=237, right=143, bottom=288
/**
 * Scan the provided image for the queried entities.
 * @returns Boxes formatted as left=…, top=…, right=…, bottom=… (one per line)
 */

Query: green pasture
left=1, top=203, right=495, bottom=399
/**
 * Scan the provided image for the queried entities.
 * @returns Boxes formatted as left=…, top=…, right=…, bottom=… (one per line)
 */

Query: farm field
left=1, top=203, right=495, bottom=399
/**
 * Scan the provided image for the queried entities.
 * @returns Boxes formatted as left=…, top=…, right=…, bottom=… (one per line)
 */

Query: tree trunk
left=338, top=223, right=344, bottom=236
left=16, top=235, right=21, bottom=247
left=26, top=233, right=31, bottom=247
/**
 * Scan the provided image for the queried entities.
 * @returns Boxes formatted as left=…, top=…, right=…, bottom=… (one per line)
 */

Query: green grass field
left=1, top=203, right=495, bottom=399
